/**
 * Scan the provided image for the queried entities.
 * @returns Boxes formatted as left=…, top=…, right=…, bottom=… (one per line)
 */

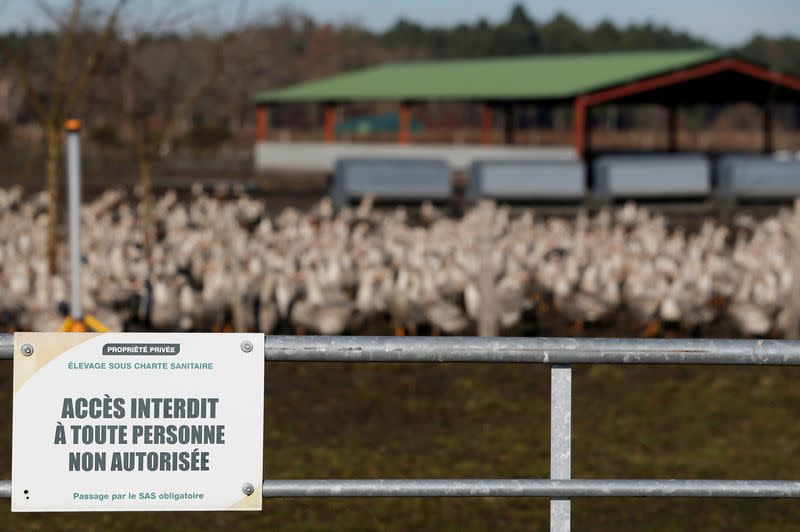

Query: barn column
left=572, top=97, right=589, bottom=159
left=481, top=103, right=494, bottom=145
left=255, top=104, right=270, bottom=142
left=323, top=102, right=337, bottom=143
left=503, top=104, right=515, bottom=145
left=763, top=102, right=774, bottom=154
left=398, top=101, right=412, bottom=144
left=667, top=105, right=678, bottom=152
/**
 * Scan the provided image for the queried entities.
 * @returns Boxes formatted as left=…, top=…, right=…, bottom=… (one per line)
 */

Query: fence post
left=65, top=119, right=83, bottom=320
left=550, top=364, right=572, bottom=531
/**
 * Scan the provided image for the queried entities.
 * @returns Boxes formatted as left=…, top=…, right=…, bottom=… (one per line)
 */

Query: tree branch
left=10, top=53, right=48, bottom=122
left=62, top=0, right=129, bottom=118
left=155, top=36, right=225, bottom=153
left=50, top=0, right=83, bottom=118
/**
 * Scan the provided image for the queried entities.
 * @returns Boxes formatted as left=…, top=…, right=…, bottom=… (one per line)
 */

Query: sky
left=283, top=0, right=800, bottom=45
left=1, top=0, right=798, bottom=46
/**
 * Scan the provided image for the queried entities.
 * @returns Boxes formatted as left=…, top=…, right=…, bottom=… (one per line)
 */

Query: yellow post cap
left=69, top=320, right=87, bottom=332
left=64, top=119, right=81, bottom=131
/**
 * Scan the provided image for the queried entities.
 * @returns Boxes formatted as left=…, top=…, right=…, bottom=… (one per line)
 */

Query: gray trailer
left=331, top=158, right=451, bottom=207
left=466, top=160, right=585, bottom=204
left=716, top=155, right=800, bottom=204
left=593, top=154, right=711, bottom=203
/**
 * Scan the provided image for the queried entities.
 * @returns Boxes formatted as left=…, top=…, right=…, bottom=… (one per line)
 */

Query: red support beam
left=582, top=57, right=800, bottom=108
left=398, top=102, right=411, bottom=144
left=255, top=105, right=269, bottom=142
left=323, top=103, right=337, bottom=143
left=481, top=104, right=494, bottom=145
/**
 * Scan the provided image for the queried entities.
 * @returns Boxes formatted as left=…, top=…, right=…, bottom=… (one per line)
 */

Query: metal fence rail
left=3, top=335, right=800, bottom=364
left=262, top=336, right=800, bottom=364
left=3, top=333, right=800, bottom=531
left=260, top=479, right=800, bottom=498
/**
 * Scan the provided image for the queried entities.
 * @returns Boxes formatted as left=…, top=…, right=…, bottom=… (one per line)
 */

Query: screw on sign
left=241, top=340, right=253, bottom=353
left=20, top=344, right=34, bottom=357
left=242, top=483, right=255, bottom=496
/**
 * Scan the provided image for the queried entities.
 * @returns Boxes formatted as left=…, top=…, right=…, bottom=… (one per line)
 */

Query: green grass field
left=3, top=358, right=800, bottom=530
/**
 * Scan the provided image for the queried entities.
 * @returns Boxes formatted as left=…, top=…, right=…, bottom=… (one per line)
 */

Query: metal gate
left=3, top=334, right=800, bottom=531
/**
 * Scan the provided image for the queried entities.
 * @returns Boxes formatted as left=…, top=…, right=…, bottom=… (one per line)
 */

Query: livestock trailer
left=593, top=154, right=711, bottom=203
left=716, top=155, right=800, bottom=204
left=331, top=158, right=451, bottom=207
left=466, top=160, right=586, bottom=204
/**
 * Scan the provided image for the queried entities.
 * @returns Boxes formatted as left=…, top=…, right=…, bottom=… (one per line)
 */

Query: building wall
left=254, top=141, right=576, bottom=172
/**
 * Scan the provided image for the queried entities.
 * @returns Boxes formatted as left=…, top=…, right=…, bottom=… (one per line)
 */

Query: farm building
left=252, top=49, right=800, bottom=172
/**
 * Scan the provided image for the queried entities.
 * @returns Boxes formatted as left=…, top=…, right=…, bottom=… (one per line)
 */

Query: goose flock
left=0, top=184, right=797, bottom=337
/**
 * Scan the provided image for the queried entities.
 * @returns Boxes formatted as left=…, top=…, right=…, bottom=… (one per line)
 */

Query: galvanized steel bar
left=263, top=336, right=800, bottom=365
left=0, top=334, right=11, bottom=360
left=66, top=125, right=83, bottom=319
left=2, top=479, right=800, bottom=499
left=260, top=479, right=800, bottom=498
left=3, top=335, right=800, bottom=364
left=550, top=365, right=572, bottom=531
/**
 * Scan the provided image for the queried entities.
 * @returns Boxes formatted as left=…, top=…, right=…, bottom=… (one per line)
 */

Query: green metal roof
left=254, top=49, right=723, bottom=104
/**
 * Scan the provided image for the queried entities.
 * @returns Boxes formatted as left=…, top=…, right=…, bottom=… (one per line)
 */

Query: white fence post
left=65, top=119, right=82, bottom=320
left=550, top=364, right=572, bottom=531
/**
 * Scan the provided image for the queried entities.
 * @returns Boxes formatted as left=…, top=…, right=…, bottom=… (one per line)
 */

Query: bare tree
left=117, top=5, right=224, bottom=257
left=11, top=0, right=127, bottom=272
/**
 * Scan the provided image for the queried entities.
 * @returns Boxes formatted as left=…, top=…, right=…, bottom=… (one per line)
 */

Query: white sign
left=12, top=332, right=264, bottom=512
